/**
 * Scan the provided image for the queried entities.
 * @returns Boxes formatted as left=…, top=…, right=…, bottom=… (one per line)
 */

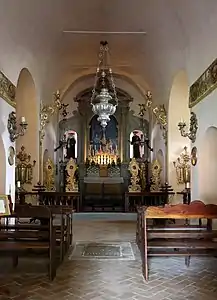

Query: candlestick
left=17, top=181, right=21, bottom=188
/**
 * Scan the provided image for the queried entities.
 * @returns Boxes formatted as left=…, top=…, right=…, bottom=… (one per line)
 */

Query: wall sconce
left=178, top=112, right=198, bottom=143
left=173, top=146, right=191, bottom=189
left=7, top=112, right=28, bottom=142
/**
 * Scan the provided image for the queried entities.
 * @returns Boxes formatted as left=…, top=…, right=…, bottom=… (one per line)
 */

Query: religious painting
left=89, top=115, right=118, bottom=155
left=63, top=130, right=78, bottom=160
left=189, top=57, right=217, bottom=108
left=129, top=130, right=144, bottom=159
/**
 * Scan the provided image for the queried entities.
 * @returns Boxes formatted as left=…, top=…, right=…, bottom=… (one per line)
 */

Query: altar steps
left=74, top=212, right=137, bottom=221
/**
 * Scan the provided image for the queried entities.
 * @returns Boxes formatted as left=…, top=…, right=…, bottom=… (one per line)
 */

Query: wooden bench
left=0, top=205, right=57, bottom=280
left=137, top=201, right=217, bottom=281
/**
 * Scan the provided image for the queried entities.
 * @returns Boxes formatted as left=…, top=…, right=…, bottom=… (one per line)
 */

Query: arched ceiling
left=0, top=0, right=217, bottom=104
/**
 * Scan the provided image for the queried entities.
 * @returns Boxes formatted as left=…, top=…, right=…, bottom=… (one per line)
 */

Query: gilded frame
left=0, top=194, right=11, bottom=216
left=189, top=58, right=217, bottom=108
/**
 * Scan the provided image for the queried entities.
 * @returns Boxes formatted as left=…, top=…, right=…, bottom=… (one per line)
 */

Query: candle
left=17, top=181, right=21, bottom=188
left=21, top=116, right=26, bottom=123
left=186, top=182, right=190, bottom=189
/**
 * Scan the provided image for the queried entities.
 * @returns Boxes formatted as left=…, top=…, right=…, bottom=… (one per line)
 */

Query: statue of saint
left=66, top=133, right=76, bottom=159
left=131, top=131, right=141, bottom=159
left=93, top=134, right=100, bottom=153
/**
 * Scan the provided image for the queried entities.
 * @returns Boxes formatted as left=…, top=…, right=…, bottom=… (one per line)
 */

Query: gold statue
left=150, top=159, right=162, bottom=191
left=128, top=158, right=141, bottom=192
left=140, top=162, right=146, bottom=191
left=43, top=158, right=56, bottom=191
left=15, top=146, right=36, bottom=185
left=65, top=158, right=78, bottom=192
left=173, top=146, right=191, bottom=187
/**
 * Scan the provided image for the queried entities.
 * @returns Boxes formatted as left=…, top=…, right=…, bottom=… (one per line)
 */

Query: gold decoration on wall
left=189, top=58, right=217, bottom=108
left=140, top=162, right=147, bottom=191
left=0, top=71, right=16, bottom=108
left=145, top=91, right=167, bottom=128
left=173, top=146, right=191, bottom=187
left=191, top=146, right=197, bottom=166
left=15, top=146, right=36, bottom=185
left=43, top=158, right=56, bottom=191
left=8, top=146, right=15, bottom=166
left=65, top=158, right=78, bottom=192
left=128, top=158, right=141, bottom=192
left=145, top=91, right=167, bottom=142
left=150, top=159, right=162, bottom=191
left=39, top=90, right=63, bottom=143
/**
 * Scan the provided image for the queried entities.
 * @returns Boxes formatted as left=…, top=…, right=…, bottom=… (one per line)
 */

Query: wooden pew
left=138, top=201, right=217, bottom=281
left=0, top=205, right=57, bottom=280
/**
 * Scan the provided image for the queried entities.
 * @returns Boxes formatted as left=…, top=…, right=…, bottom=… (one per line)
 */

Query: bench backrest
left=15, top=205, right=51, bottom=218
left=145, top=200, right=217, bottom=220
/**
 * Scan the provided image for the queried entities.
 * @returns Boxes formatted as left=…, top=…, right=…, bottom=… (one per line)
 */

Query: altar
left=55, top=85, right=150, bottom=211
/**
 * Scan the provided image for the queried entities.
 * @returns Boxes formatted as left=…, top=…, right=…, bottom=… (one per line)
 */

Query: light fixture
left=7, top=112, right=28, bottom=142
left=178, top=112, right=198, bottom=143
left=90, top=41, right=118, bottom=128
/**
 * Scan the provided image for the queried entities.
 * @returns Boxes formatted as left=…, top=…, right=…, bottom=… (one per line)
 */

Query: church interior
left=1, top=1, right=217, bottom=299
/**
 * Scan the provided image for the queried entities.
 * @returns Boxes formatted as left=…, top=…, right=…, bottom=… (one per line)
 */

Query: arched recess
left=16, top=68, right=39, bottom=189
left=198, top=126, right=217, bottom=204
left=157, top=149, right=165, bottom=183
left=0, top=135, right=6, bottom=194
left=168, top=70, right=190, bottom=192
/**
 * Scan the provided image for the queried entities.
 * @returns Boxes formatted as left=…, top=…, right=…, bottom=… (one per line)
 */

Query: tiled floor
left=0, top=219, right=217, bottom=300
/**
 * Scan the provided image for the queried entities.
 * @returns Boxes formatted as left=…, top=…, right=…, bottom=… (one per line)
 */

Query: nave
left=0, top=215, right=217, bottom=300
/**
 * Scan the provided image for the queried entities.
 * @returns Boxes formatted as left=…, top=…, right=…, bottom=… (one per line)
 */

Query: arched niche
left=0, top=135, right=6, bottom=193
left=157, top=149, right=165, bottom=183
left=64, top=130, right=78, bottom=160
left=168, top=70, right=190, bottom=191
left=198, top=126, right=217, bottom=204
left=16, top=68, right=39, bottom=189
left=129, top=130, right=144, bottom=159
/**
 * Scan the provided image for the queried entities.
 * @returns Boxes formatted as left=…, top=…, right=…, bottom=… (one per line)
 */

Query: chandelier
left=90, top=41, right=118, bottom=128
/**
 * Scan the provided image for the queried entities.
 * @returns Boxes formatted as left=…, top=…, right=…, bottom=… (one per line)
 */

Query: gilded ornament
left=150, top=159, right=162, bottom=191
left=128, top=158, right=141, bottom=192
left=39, top=90, right=63, bottom=143
left=43, top=158, right=56, bottom=191
left=189, top=57, right=217, bottom=108
left=145, top=91, right=167, bottom=142
left=173, top=146, right=191, bottom=186
left=15, top=146, right=36, bottom=185
left=0, top=71, right=16, bottom=107
left=65, top=158, right=78, bottom=192
left=191, top=146, right=198, bottom=166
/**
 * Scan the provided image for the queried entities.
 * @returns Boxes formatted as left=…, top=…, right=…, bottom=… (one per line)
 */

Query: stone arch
left=168, top=70, right=190, bottom=191
left=0, top=134, right=6, bottom=193
left=198, top=126, right=217, bottom=204
left=15, top=68, right=39, bottom=189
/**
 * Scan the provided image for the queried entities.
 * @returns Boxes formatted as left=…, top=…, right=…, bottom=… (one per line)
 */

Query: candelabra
left=178, top=112, right=198, bottom=143
left=7, top=112, right=28, bottom=142
left=173, top=146, right=190, bottom=188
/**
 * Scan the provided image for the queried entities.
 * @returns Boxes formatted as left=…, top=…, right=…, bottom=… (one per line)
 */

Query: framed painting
left=0, top=194, right=11, bottom=216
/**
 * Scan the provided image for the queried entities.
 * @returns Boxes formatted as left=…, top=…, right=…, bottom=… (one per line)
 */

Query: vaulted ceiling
left=0, top=0, right=217, bottom=104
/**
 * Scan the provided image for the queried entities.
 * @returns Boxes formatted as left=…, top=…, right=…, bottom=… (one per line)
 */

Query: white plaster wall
left=191, top=89, right=217, bottom=204
left=0, top=98, right=16, bottom=203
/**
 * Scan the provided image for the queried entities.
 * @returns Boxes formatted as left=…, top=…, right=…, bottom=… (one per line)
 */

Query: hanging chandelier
left=90, top=41, right=118, bottom=128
